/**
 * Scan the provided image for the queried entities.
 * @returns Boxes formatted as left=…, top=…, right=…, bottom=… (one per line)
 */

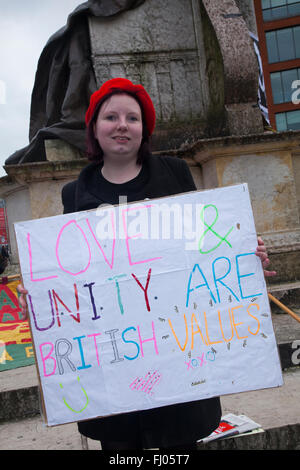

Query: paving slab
left=221, top=367, right=300, bottom=430
left=0, top=416, right=86, bottom=450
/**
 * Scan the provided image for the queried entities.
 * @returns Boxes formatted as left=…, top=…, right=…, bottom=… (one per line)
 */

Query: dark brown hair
left=86, top=89, right=151, bottom=164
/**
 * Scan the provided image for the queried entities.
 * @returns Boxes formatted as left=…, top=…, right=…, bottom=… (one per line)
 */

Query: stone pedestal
left=88, top=0, right=209, bottom=150
left=88, top=0, right=263, bottom=149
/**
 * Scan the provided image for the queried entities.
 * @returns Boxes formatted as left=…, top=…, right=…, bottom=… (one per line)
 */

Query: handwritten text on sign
left=14, top=184, right=283, bottom=426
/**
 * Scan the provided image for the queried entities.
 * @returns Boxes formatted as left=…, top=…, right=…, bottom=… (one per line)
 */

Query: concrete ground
left=0, top=367, right=299, bottom=450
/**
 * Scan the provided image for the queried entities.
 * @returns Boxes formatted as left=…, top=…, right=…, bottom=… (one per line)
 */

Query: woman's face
left=93, top=93, right=143, bottom=162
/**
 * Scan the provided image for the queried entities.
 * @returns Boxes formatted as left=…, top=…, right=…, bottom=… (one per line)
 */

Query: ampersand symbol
left=198, top=204, right=234, bottom=254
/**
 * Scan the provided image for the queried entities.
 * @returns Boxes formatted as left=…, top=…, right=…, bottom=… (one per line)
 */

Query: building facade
left=254, top=0, right=300, bottom=131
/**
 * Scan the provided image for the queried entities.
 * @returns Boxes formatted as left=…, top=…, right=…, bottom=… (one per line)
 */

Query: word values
left=168, top=303, right=261, bottom=352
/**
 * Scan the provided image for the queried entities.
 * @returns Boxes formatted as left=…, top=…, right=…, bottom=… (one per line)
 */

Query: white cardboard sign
left=14, top=183, right=283, bottom=426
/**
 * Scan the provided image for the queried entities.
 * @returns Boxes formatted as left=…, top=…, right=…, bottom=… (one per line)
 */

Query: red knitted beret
left=85, top=77, right=156, bottom=136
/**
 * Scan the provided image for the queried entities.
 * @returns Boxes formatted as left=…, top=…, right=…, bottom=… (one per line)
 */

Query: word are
left=186, top=253, right=262, bottom=307
left=39, top=321, right=159, bottom=377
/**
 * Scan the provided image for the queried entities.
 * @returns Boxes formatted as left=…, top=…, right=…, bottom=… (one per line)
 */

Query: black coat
left=62, top=154, right=221, bottom=448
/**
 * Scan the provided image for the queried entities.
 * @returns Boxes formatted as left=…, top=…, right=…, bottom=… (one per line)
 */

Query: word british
left=39, top=322, right=159, bottom=377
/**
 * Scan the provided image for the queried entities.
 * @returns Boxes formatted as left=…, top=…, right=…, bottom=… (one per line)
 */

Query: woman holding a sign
left=18, top=78, right=275, bottom=450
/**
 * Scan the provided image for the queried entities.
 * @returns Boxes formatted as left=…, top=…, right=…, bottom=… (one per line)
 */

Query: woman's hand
left=255, top=236, right=276, bottom=278
left=17, top=284, right=28, bottom=320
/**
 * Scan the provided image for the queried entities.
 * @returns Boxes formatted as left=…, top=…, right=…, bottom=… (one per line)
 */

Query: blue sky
left=0, top=0, right=82, bottom=176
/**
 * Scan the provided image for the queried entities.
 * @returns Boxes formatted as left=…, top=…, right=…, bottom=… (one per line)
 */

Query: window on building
left=270, top=67, right=300, bottom=103
left=266, top=25, right=300, bottom=62
left=275, top=109, right=300, bottom=129
left=262, top=0, right=300, bottom=22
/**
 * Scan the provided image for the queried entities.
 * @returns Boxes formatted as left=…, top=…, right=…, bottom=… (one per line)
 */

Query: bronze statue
left=5, top=0, right=145, bottom=166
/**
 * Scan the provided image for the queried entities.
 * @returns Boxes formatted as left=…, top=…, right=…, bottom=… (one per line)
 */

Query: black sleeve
left=179, top=159, right=197, bottom=192
left=61, top=181, right=77, bottom=214
left=161, top=156, right=197, bottom=193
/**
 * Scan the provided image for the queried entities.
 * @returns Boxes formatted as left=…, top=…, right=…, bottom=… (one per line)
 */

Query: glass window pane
left=263, top=10, right=273, bottom=20
left=288, top=4, right=300, bottom=16
left=293, top=26, right=300, bottom=57
left=277, top=28, right=295, bottom=61
left=271, top=0, right=286, bottom=6
left=262, top=0, right=271, bottom=8
left=282, top=68, right=298, bottom=101
left=271, top=6, right=288, bottom=19
left=263, top=1, right=300, bottom=21
left=286, top=109, right=300, bottom=129
left=271, top=72, right=284, bottom=103
left=275, top=113, right=287, bottom=131
left=266, top=31, right=279, bottom=62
